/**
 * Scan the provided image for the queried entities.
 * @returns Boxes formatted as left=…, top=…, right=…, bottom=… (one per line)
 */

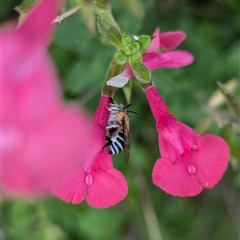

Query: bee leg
left=108, top=127, right=118, bottom=134
left=100, top=136, right=112, bottom=153
left=109, top=97, right=114, bottom=104
left=106, top=97, right=115, bottom=111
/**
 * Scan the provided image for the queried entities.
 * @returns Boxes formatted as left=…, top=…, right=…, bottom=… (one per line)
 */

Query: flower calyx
left=97, top=17, right=152, bottom=84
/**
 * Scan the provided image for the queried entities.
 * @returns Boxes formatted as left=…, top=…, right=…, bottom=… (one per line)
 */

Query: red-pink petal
left=143, top=51, right=194, bottom=70
left=86, top=168, right=128, bottom=208
left=87, top=96, right=111, bottom=163
left=2, top=106, right=91, bottom=195
left=158, top=136, right=180, bottom=163
left=146, top=28, right=160, bottom=53
left=177, top=122, right=199, bottom=149
left=144, top=85, right=171, bottom=118
left=26, top=106, right=92, bottom=185
left=160, top=31, right=186, bottom=51
left=152, top=158, right=203, bottom=197
left=193, top=134, right=229, bottom=188
left=51, top=171, right=86, bottom=204
left=20, top=0, right=60, bottom=45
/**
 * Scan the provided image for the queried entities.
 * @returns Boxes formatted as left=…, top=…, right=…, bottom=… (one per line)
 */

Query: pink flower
left=144, top=84, right=229, bottom=197
left=107, top=28, right=194, bottom=87
left=1, top=0, right=92, bottom=196
left=51, top=96, right=128, bottom=208
left=145, top=28, right=186, bottom=53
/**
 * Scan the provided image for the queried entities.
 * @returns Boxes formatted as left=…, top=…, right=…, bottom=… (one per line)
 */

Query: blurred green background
left=1, top=0, right=239, bottom=240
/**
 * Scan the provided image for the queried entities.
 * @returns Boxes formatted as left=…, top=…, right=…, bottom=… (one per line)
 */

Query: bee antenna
left=123, top=103, right=132, bottom=109
left=127, top=110, right=138, bottom=115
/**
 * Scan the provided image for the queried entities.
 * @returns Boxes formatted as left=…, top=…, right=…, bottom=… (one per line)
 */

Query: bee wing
left=123, top=116, right=130, bottom=163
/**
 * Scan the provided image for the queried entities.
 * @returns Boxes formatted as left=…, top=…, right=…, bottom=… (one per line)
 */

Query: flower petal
left=178, top=122, right=199, bottom=148
left=86, top=168, right=128, bottom=208
left=3, top=105, right=91, bottom=195
left=152, top=158, right=203, bottom=197
left=107, top=74, right=129, bottom=88
left=20, top=0, right=60, bottom=45
left=145, top=28, right=160, bottom=53
left=160, top=31, right=186, bottom=51
left=193, top=134, right=229, bottom=188
left=51, top=172, right=86, bottom=204
left=143, top=51, right=194, bottom=70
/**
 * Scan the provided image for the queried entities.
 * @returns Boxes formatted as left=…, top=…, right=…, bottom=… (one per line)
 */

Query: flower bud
left=114, top=51, right=128, bottom=65
left=138, top=35, right=152, bottom=52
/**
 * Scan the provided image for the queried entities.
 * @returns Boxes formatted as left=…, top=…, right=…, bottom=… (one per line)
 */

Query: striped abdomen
left=109, top=131, right=125, bottom=155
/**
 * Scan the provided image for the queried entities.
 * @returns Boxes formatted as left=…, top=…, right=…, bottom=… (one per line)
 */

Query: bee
left=102, top=97, right=137, bottom=162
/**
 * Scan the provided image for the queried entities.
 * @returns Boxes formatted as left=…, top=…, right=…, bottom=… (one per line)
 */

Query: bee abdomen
left=109, top=131, right=125, bottom=155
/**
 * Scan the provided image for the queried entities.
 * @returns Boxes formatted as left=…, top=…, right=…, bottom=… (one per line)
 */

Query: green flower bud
left=123, top=42, right=140, bottom=56
left=138, top=35, right=151, bottom=52
left=123, top=45, right=132, bottom=55
left=131, top=51, right=142, bottom=62
left=122, top=34, right=133, bottom=46
left=114, top=51, right=128, bottom=65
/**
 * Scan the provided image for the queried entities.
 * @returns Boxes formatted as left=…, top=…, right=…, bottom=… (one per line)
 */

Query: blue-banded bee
left=102, top=97, right=137, bottom=162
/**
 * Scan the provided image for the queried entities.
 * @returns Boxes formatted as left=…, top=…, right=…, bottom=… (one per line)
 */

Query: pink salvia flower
left=107, top=28, right=194, bottom=87
left=51, top=96, right=128, bottom=208
left=144, top=85, right=229, bottom=196
left=1, top=0, right=92, bottom=196
left=145, top=28, right=186, bottom=53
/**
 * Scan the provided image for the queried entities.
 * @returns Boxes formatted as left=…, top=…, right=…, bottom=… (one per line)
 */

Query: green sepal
left=138, top=35, right=152, bottom=52
left=15, top=0, right=38, bottom=25
left=122, top=78, right=133, bottom=104
left=95, top=0, right=120, bottom=31
left=97, top=17, right=123, bottom=49
left=15, top=0, right=37, bottom=14
left=114, top=51, right=128, bottom=65
left=102, top=59, right=123, bottom=96
left=129, top=58, right=151, bottom=83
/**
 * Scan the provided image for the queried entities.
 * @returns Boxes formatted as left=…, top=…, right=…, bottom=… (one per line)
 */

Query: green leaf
left=217, top=81, right=240, bottom=117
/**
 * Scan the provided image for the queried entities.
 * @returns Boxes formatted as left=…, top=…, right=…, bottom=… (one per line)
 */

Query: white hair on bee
left=107, top=105, right=123, bottom=114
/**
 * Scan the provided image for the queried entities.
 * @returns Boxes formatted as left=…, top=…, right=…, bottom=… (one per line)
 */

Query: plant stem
left=52, top=6, right=80, bottom=24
